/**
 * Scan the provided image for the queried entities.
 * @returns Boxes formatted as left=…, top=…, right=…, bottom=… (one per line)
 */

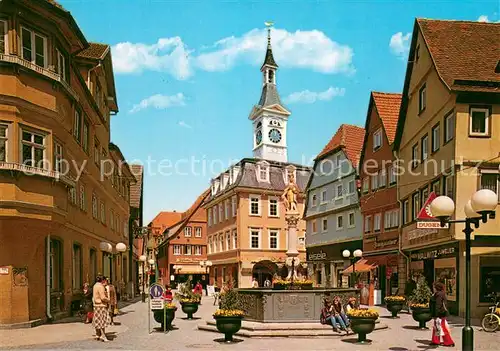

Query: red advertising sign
left=417, top=192, right=437, bottom=220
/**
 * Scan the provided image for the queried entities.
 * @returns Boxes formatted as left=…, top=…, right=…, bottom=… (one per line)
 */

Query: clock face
left=269, top=128, right=282, bottom=143
left=256, top=130, right=263, bottom=145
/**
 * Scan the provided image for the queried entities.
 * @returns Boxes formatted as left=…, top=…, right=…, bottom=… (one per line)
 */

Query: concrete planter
left=214, top=315, right=243, bottom=342
left=350, top=316, right=377, bottom=343
left=412, top=307, right=432, bottom=329
left=181, top=302, right=199, bottom=320
left=386, top=301, right=404, bottom=318
left=152, top=308, right=177, bottom=329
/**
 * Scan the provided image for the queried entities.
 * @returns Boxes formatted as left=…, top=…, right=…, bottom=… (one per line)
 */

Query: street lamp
left=343, top=249, right=363, bottom=288
left=430, top=189, right=497, bottom=351
left=148, top=258, right=155, bottom=285
left=115, top=243, right=127, bottom=300
left=99, top=242, right=112, bottom=280
left=139, top=255, right=147, bottom=302
left=199, top=260, right=212, bottom=294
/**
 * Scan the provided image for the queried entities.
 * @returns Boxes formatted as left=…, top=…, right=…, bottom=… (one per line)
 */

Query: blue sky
left=59, top=0, right=498, bottom=223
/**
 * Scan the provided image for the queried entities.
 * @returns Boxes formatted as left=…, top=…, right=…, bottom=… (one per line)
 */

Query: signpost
left=148, top=283, right=167, bottom=334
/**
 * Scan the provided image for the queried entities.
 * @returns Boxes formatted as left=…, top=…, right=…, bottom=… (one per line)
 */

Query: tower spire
left=262, top=22, right=278, bottom=69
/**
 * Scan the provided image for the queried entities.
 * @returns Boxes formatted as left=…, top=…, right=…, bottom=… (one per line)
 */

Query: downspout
left=87, top=61, right=102, bottom=89
left=46, top=235, right=52, bottom=321
left=393, top=151, right=411, bottom=287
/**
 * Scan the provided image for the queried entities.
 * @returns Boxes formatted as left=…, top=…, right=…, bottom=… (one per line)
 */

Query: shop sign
left=308, top=250, right=327, bottom=261
left=374, top=239, right=398, bottom=249
left=410, top=246, right=456, bottom=260
left=408, top=228, right=437, bottom=240
left=417, top=221, right=449, bottom=229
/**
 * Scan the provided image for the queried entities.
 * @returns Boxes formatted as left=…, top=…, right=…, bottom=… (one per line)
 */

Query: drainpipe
left=393, top=151, right=410, bottom=288
left=87, top=62, right=102, bottom=91
left=46, top=234, right=52, bottom=321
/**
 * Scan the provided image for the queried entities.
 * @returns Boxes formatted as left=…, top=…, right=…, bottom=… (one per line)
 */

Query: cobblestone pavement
left=0, top=296, right=498, bottom=350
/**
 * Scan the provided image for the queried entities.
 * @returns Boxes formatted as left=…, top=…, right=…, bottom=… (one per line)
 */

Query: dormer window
left=232, top=165, right=241, bottom=183
left=223, top=173, right=230, bottom=189
left=214, top=179, right=220, bottom=193
left=257, top=161, right=270, bottom=182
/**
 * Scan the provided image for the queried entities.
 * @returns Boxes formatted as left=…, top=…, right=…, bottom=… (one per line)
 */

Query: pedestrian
left=162, top=285, right=173, bottom=302
left=332, top=296, right=349, bottom=333
left=264, top=278, right=271, bottom=288
left=251, top=277, right=259, bottom=288
left=346, top=296, right=357, bottom=313
left=92, top=275, right=110, bottom=342
left=430, top=282, right=455, bottom=347
left=83, top=282, right=93, bottom=323
left=105, top=277, right=118, bottom=326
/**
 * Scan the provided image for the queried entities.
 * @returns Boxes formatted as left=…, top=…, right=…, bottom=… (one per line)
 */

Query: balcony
left=0, top=54, right=79, bottom=102
left=0, top=162, right=76, bottom=187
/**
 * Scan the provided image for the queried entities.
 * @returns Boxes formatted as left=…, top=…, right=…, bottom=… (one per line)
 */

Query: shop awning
left=342, top=259, right=377, bottom=275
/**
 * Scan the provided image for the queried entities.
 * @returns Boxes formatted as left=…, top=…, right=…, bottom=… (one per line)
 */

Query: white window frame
left=208, top=238, right=212, bottom=254
left=213, top=207, right=218, bottom=224
left=20, top=127, right=46, bottom=168
left=269, top=197, right=279, bottom=217
left=403, top=200, right=409, bottom=224
left=374, top=213, right=381, bottom=232
left=373, top=129, right=382, bottom=151
left=53, top=141, right=63, bottom=173
left=232, top=230, right=237, bottom=249
left=444, top=175, right=454, bottom=199
left=219, top=204, right=223, bottom=222
left=348, top=180, right=355, bottom=194
left=257, top=162, right=270, bottom=182
left=479, top=171, right=499, bottom=203
left=82, top=119, right=89, bottom=153
left=348, top=211, right=355, bottom=228
left=362, top=178, right=369, bottom=193
left=73, top=110, right=81, bottom=141
left=334, top=154, right=342, bottom=168
left=371, top=173, right=379, bottom=190
left=432, top=123, right=440, bottom=153
left=56, top=49, right=67, bottom=82
left=231, top=196, right=237, bottom=217
left=321, top=189, right=327, bottom=203
left=379, top=169, right=387, bottom=188
left=469, top=107, right=490, bottom=137
left=20, top=26, right=48, bottom=68
left=389, top=165, right=397, bottom=186
left=195, top=227, right=202, bottom=238
left=225, top=199, right=229, bottom=220
left=100, top=201, right=106, bottom=224
left=311, top=193, right=317, bottom=206
left=68, top=187, right=77, bottom=205
left=336, top=184, right=343, bottom=199
left=173, top=245, right=181, bottom=255
left=249, top=195, right=261, bottom=216
left=419, top=84, right=426, bottom=112
left=249, top=228, right=261, bottom=249
left=0, top=123, right=8, bottom=162
left=444, top=112, right=455, bottom=143
left=79, top=184, right=86, bottom=211
left=226, top=232, right=231, bottom=250
left=412, top=193, right=420, bottom=220
left=0, top=20, right=8, bottom=54
left=185, top=244, right=192, bottom=255
left=184, top=226, right=192, bottom=237
left=321, top=217, right=328, bottom=232
left=311, top=220, right=317, bottom=234
left=364, top=215, right=371, bottom=233
left=219, top=234, right=224, bottom=252
left=336, top=214, right=344, bottom=230
left=92, top=193, right=98, bottom=219
left=195, top=245, right=202, bottom=256
left=412, top=143, right=419, bottom=168
left=269, top=229, right=279, bottom=249
left=421, top=135, right=429, bottom=161
left=384, top=212, right=391, bottom=230
left=208, top=209, right=212, bottom=227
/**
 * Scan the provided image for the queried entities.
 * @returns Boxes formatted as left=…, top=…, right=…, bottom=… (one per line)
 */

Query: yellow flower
left=213, top=309, right=245, bottom=317
left=165, top=303, right=177, bottom=309
left=346, top=308, right=379, bottom=318
left=384, top=296, right=406, bottom=302
left=495, top=308, right=500, bottom=315
left=410, top=303, right=429, bottom=308
left=180, top=298, right=200, bottom=303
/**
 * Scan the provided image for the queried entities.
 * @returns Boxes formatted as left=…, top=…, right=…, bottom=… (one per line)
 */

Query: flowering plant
left=346, top=308, right=379, bottom=318
left=165, top=303, right=177, bottom=310
left=410, top=303, right=429, bottom=309
left=495, top=307, right=500, bottom=315
left=179, top=298, right=200, bottom=304
left=384, top=296, right=406, bottom=302
left=213, top=309, right=245, bottom=317
left=294, top=279, right=314, bottom=285
left=273, top=279, right=289, bottom=285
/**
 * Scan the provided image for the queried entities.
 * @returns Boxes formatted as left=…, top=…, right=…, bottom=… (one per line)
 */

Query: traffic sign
left=151, top=298, right=164, bottom=310
left=149, top=283, right=165, bottom=299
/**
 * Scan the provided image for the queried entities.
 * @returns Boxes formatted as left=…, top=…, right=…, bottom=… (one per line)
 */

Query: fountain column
left=285, top=211, right=300, bottom=280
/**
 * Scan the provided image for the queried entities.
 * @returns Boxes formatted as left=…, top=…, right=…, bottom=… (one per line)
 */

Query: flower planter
left=214, top=315, right=243, bottom=342
left=181, top=302, right=199, bottom=319
left=297, top=283, right=313, bottom=290
left=349, top=316, right=377, bottom=343
left=152, top=308, right=176, bottom=330
left=411, top=307, right=432, bottom=329
left=273, top=284, right=287, bottom=290
left=386, top=301, right=404, bottom=318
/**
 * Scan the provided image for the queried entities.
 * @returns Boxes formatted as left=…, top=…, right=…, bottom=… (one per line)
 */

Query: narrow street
left=0, top=296, right=498, bottom=350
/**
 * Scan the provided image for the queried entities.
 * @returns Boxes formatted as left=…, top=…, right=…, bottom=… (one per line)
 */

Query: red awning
left=342, top=259, right=377, bottom=275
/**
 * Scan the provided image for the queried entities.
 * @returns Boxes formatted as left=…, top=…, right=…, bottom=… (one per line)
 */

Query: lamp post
left=430, top=189, right=498, bottom=351
left=148, top=258, right=155, bottom=285
left=343, top=249, right=363, bottom=288
left=115, top=243, right=127, bottom=301
left=139, top=255, right=147, bottom=302
left=99, top=242, right=113, bottom=279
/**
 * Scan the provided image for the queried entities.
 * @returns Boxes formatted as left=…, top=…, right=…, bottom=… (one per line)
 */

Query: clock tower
left=249, top=24, right=291, bottom=163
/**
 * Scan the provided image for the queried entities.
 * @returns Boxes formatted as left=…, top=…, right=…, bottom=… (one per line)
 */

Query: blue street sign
left=149, top=283, right=165, bottom=299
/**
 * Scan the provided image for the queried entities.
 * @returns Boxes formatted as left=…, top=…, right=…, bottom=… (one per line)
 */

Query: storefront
left=306, top=240, right=362, bottom=288
left=408, top=242, right=459, bottom=315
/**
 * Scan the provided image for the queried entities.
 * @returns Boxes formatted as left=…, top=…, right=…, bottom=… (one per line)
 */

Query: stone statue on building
left=282, top=173, right=299, bottom=212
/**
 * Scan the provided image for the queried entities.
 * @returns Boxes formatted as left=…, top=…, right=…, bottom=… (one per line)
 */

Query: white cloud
left=478, top=15, right=489, bottom=22
left=389, top=32, right=411, bottom=59
left=196, top=28, right=354, bottom=74
left=112, top=28, right=354, bottom=78
left=284, top=87, right=345, bottom=104
left=112, top=37, right=192, bottom=80
left=129, top=93, right=186, bottom=113
left=178, top=121, right=192, bottom=128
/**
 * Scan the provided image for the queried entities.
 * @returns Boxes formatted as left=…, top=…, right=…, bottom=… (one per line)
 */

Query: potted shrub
left=409, top=276, right=433, bottom=329
left=213, top=281, right=245, bottom=343
left=384, top=295, right=406, bottom=318
left=152, top=302, right=177, bottom=330
left=346, top=308, right=379, bottom=343
left=175, top=281, right=201, bottom=320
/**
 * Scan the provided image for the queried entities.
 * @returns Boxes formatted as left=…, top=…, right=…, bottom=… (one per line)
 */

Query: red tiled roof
left=181, top=189, right=210, bottom=222
left=77, top=42, right=109, bottom=60
left=418, top=19, right=500, bottom=92
left=316, top=124, right=365, bottom=167
left=371, top=92, right=402, bottom=144
left=129, top=165, right=143, bottom=208
left=150, top=211, right=183, bottom=235
left=46, top=0, right=64, bottom=10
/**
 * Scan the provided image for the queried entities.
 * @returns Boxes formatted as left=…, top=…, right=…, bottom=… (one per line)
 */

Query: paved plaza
left=0, top=296, right=497, bottom=350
